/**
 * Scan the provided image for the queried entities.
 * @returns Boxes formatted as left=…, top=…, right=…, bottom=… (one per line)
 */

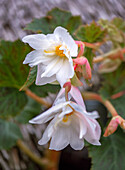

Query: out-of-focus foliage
left=99, top=63, right=125, bottom=99
left=111, top=95, right=125, bottom=118
left=74, top=21, right=106, bottom=43
left=98, top=18, right=125, bottom=46
left=30, top=84, right=60, bottom=97
left=0, top=87, right=27, bottom=118
left=89, top=129, right=125, bottom=170
left=0, top=119, right=22, bottom=149
left=0, top=40, right=31, bottom=89
left=15, top=97, right=41, bottom=124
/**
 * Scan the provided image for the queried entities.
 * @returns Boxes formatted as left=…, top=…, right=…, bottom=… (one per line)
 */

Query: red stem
left=82, top=92, right=118, bottom=117
left=111, top=91, right=125, bottom=99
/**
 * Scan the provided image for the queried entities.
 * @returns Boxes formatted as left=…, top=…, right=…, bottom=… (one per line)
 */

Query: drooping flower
left=22, top=26, right=78, bottom=87
left=29, top=86, right=101, bottom=150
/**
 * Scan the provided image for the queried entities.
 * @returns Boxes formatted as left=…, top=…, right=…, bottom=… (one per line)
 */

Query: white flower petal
left=23, top=50, right=55, bottom=67
left=46, top=34, right=59, bottom=44
left=70, top=136, right=84, bottom=150
left=38, top=117, right=57, bottom=145
left=70, top=86, right=86, bottom=109
left=53, top=96, right=66, bottom=106
left=49, top=125, right=69, bottom=151
left=36, top=75, right=57, bottom=85
left=69, top=116, right=84, bottom=150
left=79, top=116, right=87, bottom=139
left=54, top=26, right=78, bottom=57
left=74, top=111, right=101, bottom=146
left=53, top=88, right=73, bottom=106
left=70, top=102, right=84, bottom=114
left=56, top=58, right=74, bottom=87
left=35, top=64, right=57, bottom=85
left=29, top=101, right=70, bottom=124
left=22, top=34, right=50, bottom=50
left=84, top=118, right=101, bottom=145
left=58, top=106, right=73, bottom=119
left=84, top=110, right=100, bottom=119
left=41, top=56, right=63, bottom=78
left=23, top=50, right=44, bottom=67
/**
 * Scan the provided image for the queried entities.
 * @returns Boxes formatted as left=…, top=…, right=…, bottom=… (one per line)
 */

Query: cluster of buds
left=22, top=26, right=101, bottom=150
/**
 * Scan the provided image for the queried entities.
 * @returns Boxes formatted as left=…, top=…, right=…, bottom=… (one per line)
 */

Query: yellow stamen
left=62, top=115, right=69, bottom=122
left=55, top=45, right=66, bottom=57
left=44, top=50, right=54, bottom=53
left=62, top=112, right=73, bottom=123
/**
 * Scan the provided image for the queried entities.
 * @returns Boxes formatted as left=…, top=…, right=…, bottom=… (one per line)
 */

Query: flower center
left=62, top=112, right=73, bottom=123
left=55, top=45, right=66, bottom=57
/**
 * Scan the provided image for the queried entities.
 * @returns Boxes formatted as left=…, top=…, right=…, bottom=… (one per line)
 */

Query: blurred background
left=0, top=0, right=125, bottom=170
left=0, top=0, right=125, bottom=41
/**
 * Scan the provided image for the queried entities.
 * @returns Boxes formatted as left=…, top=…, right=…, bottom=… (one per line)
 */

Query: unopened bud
left=104, top=116, right=120, bottom=137
left=73, top=57, right=92, bottom=80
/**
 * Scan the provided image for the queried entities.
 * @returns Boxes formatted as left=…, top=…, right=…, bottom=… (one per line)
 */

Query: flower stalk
left=82, top=92, right=118, bottom=117
left=111, top=90, right=125, bottom=99
left=25, top=89, right=51, bottom=107
left=93, top=48, right=122, bottom=63
left=63, top=82, right=71, bottom=101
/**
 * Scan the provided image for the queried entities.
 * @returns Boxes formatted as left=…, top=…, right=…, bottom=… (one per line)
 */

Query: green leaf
left=0, top=40, right=31, bottom=89
left=84, top=47, right=95, bottom=67
left=74, top=21, right=106, bottom=43
left=15, top=97, right=41, bottom=124
left=89, top=129, right=125, bottom=170
left=0, top=119, right=22, bottom=150
left=30, top=84, right=60, bottom=97
left=66, top=16, right=83, bottom=36
left=20, top=66, right=37, bottom=91
left=111, top=18, right=125, bottom=33
left=98, top=19, right=124, bottom=44
left=0, top=87, right=27, bottom=118
left=99, top=63, right=125, bottom=99
left=71, top=73, right=83, bottom=86
left=25, top=8, right=82, bottom=35
left=99, top=85, right=112, bottom=100
left=111, top=95, right=125, bottom=118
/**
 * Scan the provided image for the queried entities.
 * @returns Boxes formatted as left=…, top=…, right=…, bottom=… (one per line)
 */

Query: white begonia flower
left=29, top=86, right=101, bottom=151
left=22, top=26, right=78, bottom=87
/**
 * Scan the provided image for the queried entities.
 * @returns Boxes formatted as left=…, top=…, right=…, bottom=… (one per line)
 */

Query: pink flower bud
left=104, top=117, right=120, bottom=137
left=73, top=57, right=92, bottom=79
